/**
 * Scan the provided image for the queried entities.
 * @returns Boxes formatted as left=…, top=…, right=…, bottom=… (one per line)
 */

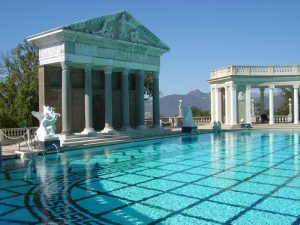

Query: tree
left=190, top=106, right=210, bottom=117
left=0, top=40, right=39, bottom=128
left=276, top=88, right=293, bottom=115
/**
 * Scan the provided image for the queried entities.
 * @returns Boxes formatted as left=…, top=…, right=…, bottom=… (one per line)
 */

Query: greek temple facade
left=208, top=65, right=300, bottom=126
left=27, top=11, right=169, bottom=134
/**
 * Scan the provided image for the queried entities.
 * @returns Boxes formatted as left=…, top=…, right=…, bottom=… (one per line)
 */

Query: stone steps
left=58, top=128, right=174, bottom=147
left=60, top=134, right=130, bottom=147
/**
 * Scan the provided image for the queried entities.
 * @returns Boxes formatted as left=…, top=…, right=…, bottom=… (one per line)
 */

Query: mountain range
left=145, top=89, right=285, bottom=117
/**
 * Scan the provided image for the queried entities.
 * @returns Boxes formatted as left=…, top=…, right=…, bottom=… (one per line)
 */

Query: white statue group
left=32, top=106, right=60, bottom=141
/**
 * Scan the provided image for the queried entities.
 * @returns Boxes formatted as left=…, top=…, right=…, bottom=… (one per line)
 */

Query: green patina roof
left=63, top=11, right=170, bottom=51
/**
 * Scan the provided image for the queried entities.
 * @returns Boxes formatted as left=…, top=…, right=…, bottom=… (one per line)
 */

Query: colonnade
left=211, top=83, right=300, bottom=125
left=60, top=61, right=160, bottom=135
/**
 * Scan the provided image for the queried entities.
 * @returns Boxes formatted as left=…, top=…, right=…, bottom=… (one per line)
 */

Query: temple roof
left=27, top=11, right=170, bottom=52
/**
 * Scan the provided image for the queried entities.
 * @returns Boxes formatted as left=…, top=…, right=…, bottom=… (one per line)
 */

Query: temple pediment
left=63, top=11, right=170, bottom=51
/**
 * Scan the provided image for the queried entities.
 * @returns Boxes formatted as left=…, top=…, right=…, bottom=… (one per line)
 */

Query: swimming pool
left=1, top=130, right=300, bottom=224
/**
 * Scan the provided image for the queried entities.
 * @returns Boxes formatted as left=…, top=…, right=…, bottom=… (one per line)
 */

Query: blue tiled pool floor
left=1, top=130, right=300, bottom=224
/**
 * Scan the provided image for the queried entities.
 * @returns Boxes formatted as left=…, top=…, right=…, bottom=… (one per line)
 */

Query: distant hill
left=145, top=89, right=285, bottom=117
left=145, top=89, right=210, bottom=117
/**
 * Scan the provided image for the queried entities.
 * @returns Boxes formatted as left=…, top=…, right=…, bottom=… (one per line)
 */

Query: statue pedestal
left=34, top=138, right=60, bottom=151
left=182, top=126, right=198, bottom=133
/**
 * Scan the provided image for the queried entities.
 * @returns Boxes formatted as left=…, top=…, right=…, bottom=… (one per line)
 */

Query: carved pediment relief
left=63, top=11, right=170, bottom=51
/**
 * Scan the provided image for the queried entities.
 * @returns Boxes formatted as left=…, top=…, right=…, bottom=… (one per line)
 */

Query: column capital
left=61, top=61, right=72, bottom=70
left=246, top=85, right=251, bottom=90
left=269, top=84, right=275, bottom=89
left=85, top=63, right=92, bottom=73
left=104, top=65, right=113, bottom=75
left=293, top=84, right=300, bottom=89
left=260, top=87, right=265, bottom=92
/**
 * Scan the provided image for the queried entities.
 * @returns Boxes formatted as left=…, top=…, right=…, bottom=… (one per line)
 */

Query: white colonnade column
left=152, top=71, right=160, bottom=128
left=294, top=84, right=299, bottom=124
left=210, top=85, right=215, bottom=123
left=230, top=83, right=237, bottom=125
left=245, top=85, right=251, bottom=123
left=121, top=68, right=131, bottom=130
left=224, top=86, right=229, bottom=125
left=269, top=84, right=275, bottom=124
left=136, top=70, right=146, bottom=129
left=215, top=87, right=222, bottom=122
left=61, top=61, right=72, bottom=134
left=101, top=66, right=114, bottom=133
left=82, top=64, right=95, bottom=134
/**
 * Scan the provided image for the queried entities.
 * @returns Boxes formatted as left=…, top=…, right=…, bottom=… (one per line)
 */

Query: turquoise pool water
left=1, top=130, right=300, bottom=224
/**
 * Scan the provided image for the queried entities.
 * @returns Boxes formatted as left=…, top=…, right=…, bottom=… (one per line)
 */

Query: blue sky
left=1, top=0, right=299, bottom=95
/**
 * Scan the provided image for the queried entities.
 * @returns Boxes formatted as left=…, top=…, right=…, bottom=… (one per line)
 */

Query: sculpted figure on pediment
left=130, top=30, right=140, bottom=43
left=93, top=21, right=112, bottom=38
left=118, top=13, right=127, bottom=40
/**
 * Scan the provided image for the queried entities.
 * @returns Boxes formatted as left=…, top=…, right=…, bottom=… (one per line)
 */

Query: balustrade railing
left=211, top=65, right=300, bottom=79
left=145, top=116, right=212, bottom=128
left=0, top=127, right=38, bottom=146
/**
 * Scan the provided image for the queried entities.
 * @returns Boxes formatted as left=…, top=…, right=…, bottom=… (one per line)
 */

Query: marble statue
left=181, top=106, right=197, bottom=133
left=32, top=106, right=61, bottom=141
left=119, top=13, right=127, bottom=40
left=182, top=106, right=197, bottom=127
left=130, top=30, right=140, bottom=43
left=178, top=100, right=183, bottom=117
left=94, top=21, right=112, bottom=38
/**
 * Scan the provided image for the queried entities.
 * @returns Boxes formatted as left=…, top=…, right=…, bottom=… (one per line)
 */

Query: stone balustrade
left=253, top=115, right=291, bottom=124
left=211, top=65, right=300, bottom=79
left=0, top=127, right=38, bottom=145
left=145, top=116, right=212, bottom=128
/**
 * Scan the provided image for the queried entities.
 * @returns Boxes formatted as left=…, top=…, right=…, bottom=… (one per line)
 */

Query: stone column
left=230, top=83, right=237, bottom=125
left=215, top=87, right=222, bottom=122
left=210, top=85, right=215, bottom=123
left=245, top=85, right=251, bottom=123
left=121, top=68, right=131, bottom=130
left=82, top=64, right=95, bottom=135
left=269, top=85, right=275, bottom=124
left=260, top=87, right=265, bottom=116
left=152, top=71, right=160, bottom=128
left=136, top=70, right=146, bottom=129
left=61, top=61, right=72, bottom=134
left=224, top=86, right=229, bottom=125
left=294, top=84, right=299, bottom=124
left=101, top=66, right=114, bottom=133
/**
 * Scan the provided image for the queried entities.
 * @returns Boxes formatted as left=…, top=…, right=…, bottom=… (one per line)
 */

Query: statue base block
left=182, top=126, right=198, bottom=133
left=34, top=139, right=60, bottom=151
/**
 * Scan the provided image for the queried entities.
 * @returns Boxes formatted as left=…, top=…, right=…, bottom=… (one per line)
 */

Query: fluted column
left=152, top=71, right=160, bottom=128
left=210, top=85, right=215, bottom=123
left=136, top=70, right=146, bottom=129
left=121, top=68, right=131, bottom=130
left=61, top=61, right=72, bottom=134
left=101, top=66, right=114, bottom=133
left=269, top=85, right=275, bottom=124
left=82, top=64, right=95, bottom=134
left=245, top=85, right=251, bottom=123
left=230, top=83, right=237, bottom=125
left=294, top=84, right=299, bottom=124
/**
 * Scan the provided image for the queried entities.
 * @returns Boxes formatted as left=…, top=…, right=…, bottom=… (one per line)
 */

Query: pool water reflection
left=1, top=130, right=300, bottom=224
